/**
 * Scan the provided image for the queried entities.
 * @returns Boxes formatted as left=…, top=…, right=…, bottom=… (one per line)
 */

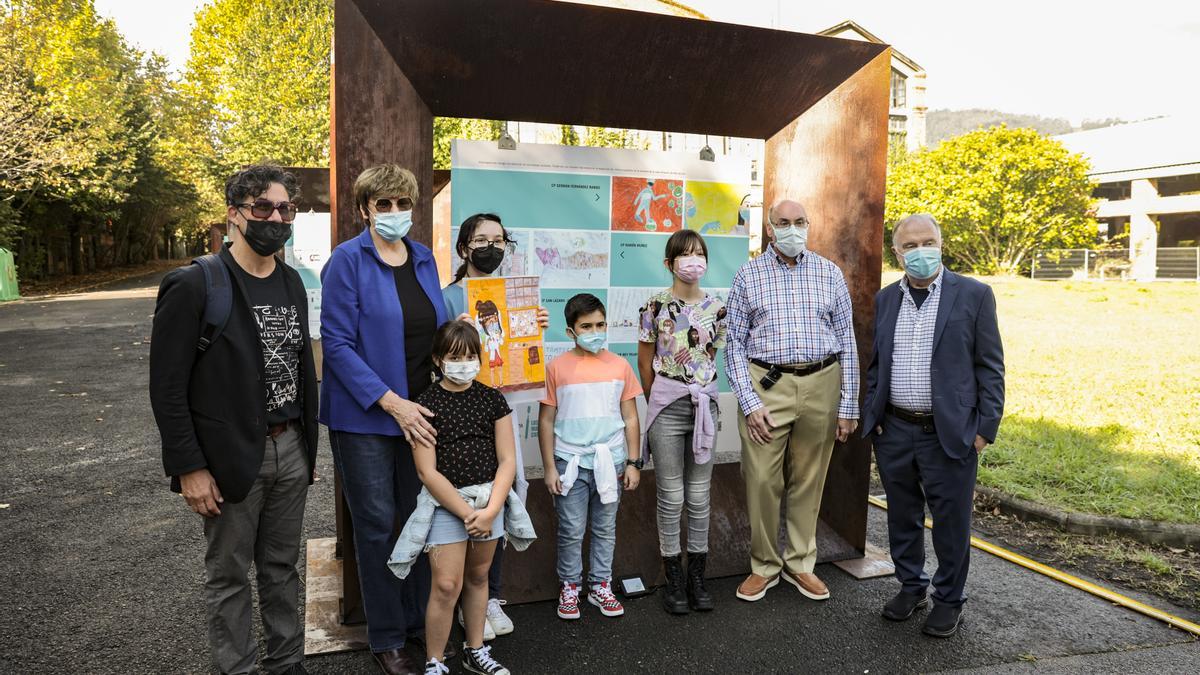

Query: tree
left=183, top=0, right=332, bottom=201
left=432, top=118, right=504, bottom=169
left=885, top=126, right=1096, bottom=274
left=581, top=126, right=645, bottom=149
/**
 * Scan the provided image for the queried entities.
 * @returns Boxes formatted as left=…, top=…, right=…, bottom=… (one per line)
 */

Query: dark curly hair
left=224, top=164, right=300, bottom=207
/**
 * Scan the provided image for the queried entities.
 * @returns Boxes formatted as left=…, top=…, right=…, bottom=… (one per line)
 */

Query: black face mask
left=237, top=219, right=293, bottom=257
left=470, top=246, right=505, bottom=274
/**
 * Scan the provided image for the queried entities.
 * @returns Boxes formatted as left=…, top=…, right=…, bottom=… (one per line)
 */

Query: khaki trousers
left=738, top=361, right=841, bottom=577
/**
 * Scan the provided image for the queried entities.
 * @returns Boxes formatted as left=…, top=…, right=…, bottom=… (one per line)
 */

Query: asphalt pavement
left=0, top=272, right=1196, bottom=674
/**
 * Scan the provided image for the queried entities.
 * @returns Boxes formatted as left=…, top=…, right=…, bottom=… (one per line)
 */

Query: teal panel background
left=540, top=288, right=607, bottom=343
left=451, top=169, right=610, bottom=230
left=610, top=232, right=748, bottom=289
left=610, top=232, right=672, bottom=287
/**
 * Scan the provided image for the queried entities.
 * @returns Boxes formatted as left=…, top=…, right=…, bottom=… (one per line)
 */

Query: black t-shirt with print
left=416, top=381, right=512, bottom=488
left=234, top=261, right=303, bottom=425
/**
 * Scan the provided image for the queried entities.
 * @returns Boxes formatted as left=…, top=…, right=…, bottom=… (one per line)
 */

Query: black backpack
left=192, top=254, right=232, bottom=353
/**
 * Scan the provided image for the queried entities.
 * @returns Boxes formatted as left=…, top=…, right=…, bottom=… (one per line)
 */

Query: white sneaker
left=457, top=604, right=496, bottom=641
left=486, top=598, right=514, bottom=636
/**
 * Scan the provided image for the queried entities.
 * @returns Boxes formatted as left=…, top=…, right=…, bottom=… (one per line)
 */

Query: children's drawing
left=531, top=230, right=610, bottom=288
left=685, top=181, right=749, bottom=235
left=611, top=176, right=682, bottom=232
left=464, top=276, right=546, bottom=393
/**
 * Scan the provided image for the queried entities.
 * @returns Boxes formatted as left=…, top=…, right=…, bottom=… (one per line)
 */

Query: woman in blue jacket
left=319, top=164, right=449, bottom=674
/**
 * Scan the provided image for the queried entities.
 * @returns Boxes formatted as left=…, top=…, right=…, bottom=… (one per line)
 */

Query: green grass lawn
left=887, top=273, right=1200, bottom=524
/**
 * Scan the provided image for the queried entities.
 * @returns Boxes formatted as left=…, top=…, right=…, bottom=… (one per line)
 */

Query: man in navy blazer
left=863, top=213, right=1004, bottom=637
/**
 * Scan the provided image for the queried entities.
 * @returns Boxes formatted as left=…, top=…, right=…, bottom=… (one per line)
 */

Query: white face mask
left=442, top=359, right=480, bottom=385
left=772, top=224, right=808, bottom=258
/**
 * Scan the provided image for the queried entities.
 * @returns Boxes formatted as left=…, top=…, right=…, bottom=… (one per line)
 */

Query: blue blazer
left=863, top=269, right=1005, bottom=459
left=319, top=228, right=449, bottom=435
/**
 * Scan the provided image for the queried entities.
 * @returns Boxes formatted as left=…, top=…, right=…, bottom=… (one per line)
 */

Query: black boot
left=687, top=552, right=714, bottom=611
left=661, top=555, right=690, bottom=615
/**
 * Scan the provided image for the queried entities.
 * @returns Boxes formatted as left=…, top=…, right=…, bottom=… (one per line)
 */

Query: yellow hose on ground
left=865, top=494, right=1200, bottom=637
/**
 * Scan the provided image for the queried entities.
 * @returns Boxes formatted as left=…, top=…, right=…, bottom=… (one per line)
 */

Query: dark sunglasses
left=374, top=197, right=414, bottom=212
left=237, top=199, right=298, bottom=223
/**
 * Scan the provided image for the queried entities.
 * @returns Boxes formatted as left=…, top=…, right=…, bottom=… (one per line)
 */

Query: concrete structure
left=1056, top=117, right=1200, bottom=281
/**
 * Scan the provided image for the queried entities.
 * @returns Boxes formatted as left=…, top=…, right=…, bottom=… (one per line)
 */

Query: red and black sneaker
left=557, top=582, right=581, bottom=620
left=587, top=581, right=625, bottom=617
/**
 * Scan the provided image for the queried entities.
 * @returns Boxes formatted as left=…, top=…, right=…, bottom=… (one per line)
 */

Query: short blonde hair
left=353, top=164, right=419, bottom=214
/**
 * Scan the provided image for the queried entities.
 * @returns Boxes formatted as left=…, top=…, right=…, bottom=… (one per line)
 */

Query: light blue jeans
left=553, top=458, right=624, bottom=585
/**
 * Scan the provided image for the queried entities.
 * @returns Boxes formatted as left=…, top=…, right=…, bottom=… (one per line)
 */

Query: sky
left=95, top=0, right=1200, bottom=125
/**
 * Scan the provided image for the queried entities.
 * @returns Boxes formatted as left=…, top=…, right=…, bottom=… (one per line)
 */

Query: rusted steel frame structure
left=330, top=0, right=889, bottom=620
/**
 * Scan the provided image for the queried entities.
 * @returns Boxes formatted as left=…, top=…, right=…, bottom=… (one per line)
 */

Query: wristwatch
left=628, top=458, right=645, bottom=470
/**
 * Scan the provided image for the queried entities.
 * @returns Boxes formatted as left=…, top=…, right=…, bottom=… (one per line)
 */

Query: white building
left=816, top=20, right=927, bottom=152
left=1055, top=117, right=1200, bottom=281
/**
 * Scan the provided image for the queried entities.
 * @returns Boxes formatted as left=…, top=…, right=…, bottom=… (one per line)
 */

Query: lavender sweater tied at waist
left=643, top=376, right=719, bottom=465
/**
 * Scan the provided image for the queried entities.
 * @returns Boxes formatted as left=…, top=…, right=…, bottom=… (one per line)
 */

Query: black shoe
left=881, top=590, right=929, bottom=621
left=922, top=603, right=963, bottom=637
left=686, top=551, right=714, bottom=612
left=462, top=643, right=510, bottom=675
left=661, top=554, right=690, bottom=614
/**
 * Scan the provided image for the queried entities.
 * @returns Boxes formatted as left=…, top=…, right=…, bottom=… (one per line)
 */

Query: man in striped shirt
left=725, top=199, right=860, bottom=604
left=862, top=213, right=1004, bottom=637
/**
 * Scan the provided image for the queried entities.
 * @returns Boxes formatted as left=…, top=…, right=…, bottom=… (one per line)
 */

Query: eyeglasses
left=467, top=237, right=513, bottom=252
left=236, top=199, right=298, bottom=223
left=374, top=197, right=414, bottom=212
left=772, top=217, right=810, bottom=228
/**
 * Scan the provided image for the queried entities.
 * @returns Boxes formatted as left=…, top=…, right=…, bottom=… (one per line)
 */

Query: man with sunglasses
left=150, top=164, right=318, bottom=675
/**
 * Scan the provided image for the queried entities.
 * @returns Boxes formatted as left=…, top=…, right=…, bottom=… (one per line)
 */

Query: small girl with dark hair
left=387, top=320, right=536, bottom=675
left=637, top=229, right=728, bottom=616
left=440, top=213, right=552, bottom=638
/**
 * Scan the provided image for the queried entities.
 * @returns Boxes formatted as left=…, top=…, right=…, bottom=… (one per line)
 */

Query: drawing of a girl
left=474, top=299, right=505, bottom=386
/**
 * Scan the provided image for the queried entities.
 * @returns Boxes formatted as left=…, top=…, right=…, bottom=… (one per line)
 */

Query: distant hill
left=926, top=109, right=1129, bottom=145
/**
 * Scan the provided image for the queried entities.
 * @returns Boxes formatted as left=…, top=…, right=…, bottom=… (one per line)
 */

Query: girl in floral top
left=636, top=229, right=727, bottom=617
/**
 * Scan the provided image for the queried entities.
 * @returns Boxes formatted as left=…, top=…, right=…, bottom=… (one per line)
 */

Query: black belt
left=886, top=404, right=935, bottom=431
left=751, top=354, right=838, bottom=377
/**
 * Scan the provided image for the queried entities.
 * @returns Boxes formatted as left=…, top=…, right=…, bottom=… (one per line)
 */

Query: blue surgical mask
left=902, top=246, right=942, bottom=280
left=374, top=211, right=412, bottom=242
left=572, top=330, right=607, bottom=354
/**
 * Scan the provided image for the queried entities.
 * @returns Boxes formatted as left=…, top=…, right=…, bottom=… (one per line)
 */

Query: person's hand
left=745, top=408, right=776, bottom=445
left=623, top=466, right=640, bottom=491
left=464, top=508, right=494, bottom=538
left=180, top=468, right=222, bottom=517
left=379, top=391, right=437, bottom=446
left=456, top=312, right=471, bottom=323
left=974, top=434, right=989, bottom=453
left=836, top=418, right=859, bottom=443
left=536, top=306, right=550, bottom=328
left=544, top=467, right=563, bottom=495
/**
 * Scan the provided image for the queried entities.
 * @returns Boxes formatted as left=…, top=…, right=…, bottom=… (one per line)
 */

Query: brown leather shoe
left=372, top=648, right=420, bottom=675
left=735, top=573, right=779, bottom=601
left=783, top=569, right=830, bottom=600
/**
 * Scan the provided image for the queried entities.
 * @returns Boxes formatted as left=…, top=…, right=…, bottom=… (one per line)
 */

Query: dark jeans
left=329, top=431, right=430, bottom=652
left=873, top=414, right=978, bottom=607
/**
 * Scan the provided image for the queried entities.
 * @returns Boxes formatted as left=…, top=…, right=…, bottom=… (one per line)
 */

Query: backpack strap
left=192, top=254, right=232, bottom=353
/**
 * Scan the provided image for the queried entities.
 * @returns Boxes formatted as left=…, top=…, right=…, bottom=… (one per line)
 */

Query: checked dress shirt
left=888, top=268, right=943, bottom=413
left=724, top=244, right=859, bottom=419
